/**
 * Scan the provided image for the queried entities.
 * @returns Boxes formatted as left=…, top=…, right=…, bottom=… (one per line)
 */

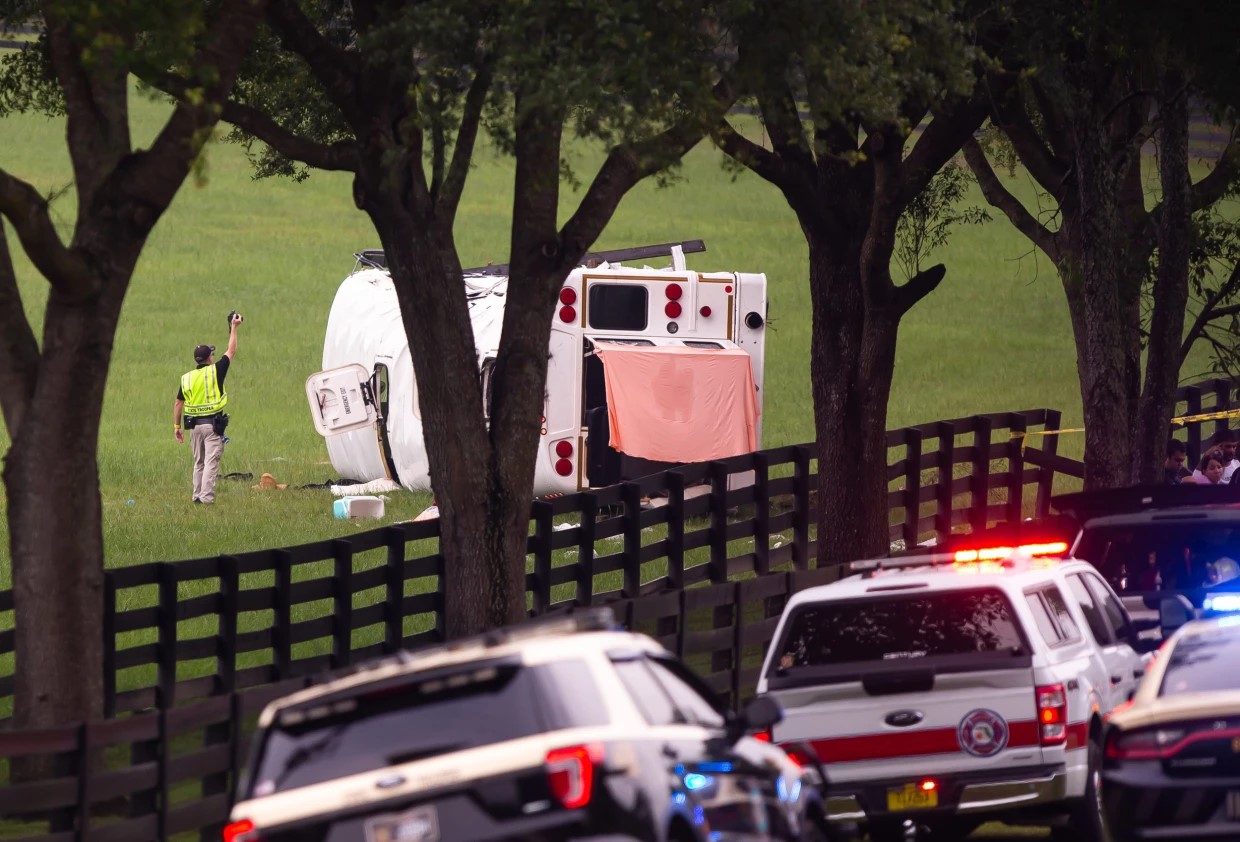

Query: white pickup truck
left=757, top=547, right=1157, bottom=841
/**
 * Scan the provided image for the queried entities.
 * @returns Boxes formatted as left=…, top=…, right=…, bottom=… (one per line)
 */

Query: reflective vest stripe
left=181, top=364, right=228, bottom=416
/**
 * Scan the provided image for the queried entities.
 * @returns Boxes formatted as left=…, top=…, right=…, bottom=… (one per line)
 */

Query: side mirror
left=1159, top=594, right=1195, bottom=637
left=728, top=695, right=784, bottom=742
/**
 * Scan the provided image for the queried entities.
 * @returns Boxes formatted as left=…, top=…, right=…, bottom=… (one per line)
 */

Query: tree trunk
left=1134, top=78, right=1191, bottom=483
left=809, top=238, right=898, bottom=570
left=7, top=293, right=116, bottom=738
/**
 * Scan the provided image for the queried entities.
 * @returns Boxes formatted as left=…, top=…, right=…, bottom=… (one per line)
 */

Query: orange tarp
left=594, top=343, right=760, bottom=463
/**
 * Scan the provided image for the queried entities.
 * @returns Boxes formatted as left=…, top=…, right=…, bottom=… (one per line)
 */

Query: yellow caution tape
left=1007, top=406, right=1240, bottom=454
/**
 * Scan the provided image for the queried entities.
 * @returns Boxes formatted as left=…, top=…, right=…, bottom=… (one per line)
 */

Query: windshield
left=1074, top=523, right=1240, bottom=593
left=1159, top=627, right=1240, bottom=696
left=249, top=659, right=605, bottom=796
left=771, top=588, right=1025, bottom=670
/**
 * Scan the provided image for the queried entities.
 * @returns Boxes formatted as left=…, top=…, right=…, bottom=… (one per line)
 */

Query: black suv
left=226, top=610, right=828, bottom=842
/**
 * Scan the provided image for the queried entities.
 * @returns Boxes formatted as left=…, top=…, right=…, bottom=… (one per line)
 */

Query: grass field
left=0, top=84, right=1228, bottom=575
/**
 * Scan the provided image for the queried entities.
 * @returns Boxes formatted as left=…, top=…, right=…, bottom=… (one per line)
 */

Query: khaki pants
left=190, top=423, right=225, bottom=503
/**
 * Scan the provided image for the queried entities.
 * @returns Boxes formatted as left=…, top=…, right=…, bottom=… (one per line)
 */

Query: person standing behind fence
left=1165, top=438, right=1191, bottom=485
left=174, top=313, right=242, bottom=503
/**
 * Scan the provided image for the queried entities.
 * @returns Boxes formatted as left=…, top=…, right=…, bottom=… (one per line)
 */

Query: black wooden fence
left=0, top=408, right=1074, bottom=722
left=2, top=377, right=1237, bottom=841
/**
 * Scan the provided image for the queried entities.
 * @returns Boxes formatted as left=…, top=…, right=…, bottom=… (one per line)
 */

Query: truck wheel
left=1050, top=737, right=1111, bottom=842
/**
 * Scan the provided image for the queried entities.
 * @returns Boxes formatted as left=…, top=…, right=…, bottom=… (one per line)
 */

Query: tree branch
left=899, top=88, right=994, bottom=205
left=963, top=137, right=1060, bottom=263
left=893, top=262, right=947, bottom=316
left=560, top=79, right=741, bottom=265
left=0, top=224, right=40, bottom=438
left=1191, top=133, right=1240, bottom=212
left=0, top=168, right=92, bottom=296
left=266, top=0, right=364, bottom=127
left=993, top=88, right=1071, bottom=197
left=222, top=99, right=357, bottom=172
left=1181, top=260, right=1240, bottom=364
left=438, top=61, right=494, bottom=226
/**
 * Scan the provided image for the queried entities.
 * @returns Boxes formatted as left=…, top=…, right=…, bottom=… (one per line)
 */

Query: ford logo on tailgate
left=885, top=710, right=924, bottom=728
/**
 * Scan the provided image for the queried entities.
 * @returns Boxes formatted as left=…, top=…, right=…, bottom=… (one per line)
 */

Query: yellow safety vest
left=180, top=364, right=228, bottom=417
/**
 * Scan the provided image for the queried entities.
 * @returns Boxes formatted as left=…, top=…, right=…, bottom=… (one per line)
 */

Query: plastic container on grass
left=332, top=495, right=385, bottom=519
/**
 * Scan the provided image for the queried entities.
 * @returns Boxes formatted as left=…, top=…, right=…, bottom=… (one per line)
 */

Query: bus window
left=588, top=285, right=648, bottom=331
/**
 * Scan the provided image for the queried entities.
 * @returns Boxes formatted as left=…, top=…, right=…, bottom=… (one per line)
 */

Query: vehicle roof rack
left=351, top=240, right=707, bottom=277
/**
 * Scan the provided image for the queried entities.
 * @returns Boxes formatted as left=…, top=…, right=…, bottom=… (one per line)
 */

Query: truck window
left=249, top=661, right=603, bottom=796
left=588, top=285, right=648, bottom=331
left=1083, top=573, right=1130, bottom=638
left=1042, top=586, right=1082, bottom=642
left=1066, top=573, right=1114, bottom=645
left=1024, top=591, right=1062, bottom=645
left=771, top=589, right=1025, bottom=670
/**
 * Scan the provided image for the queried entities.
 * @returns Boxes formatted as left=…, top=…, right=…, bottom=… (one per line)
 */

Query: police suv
left=756, top=545, right=1157, bottom=841
left=227, top=609, right=826, bottom=842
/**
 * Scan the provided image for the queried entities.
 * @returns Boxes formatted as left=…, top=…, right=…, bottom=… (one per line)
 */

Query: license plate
left=365, top=805, right=440, bottom=842
left=1227, top=791, right=1240, bottom=821
left=887, top=783, right=938, bottom=812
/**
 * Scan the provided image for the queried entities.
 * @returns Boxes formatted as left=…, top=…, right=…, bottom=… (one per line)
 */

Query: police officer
left=173, top=313, right=242, bottom=503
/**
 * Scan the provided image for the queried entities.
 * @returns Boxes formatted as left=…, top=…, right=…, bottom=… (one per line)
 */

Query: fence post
left=576, top=493, right=598, bottom=607
left=622, top=482, right=642, bottom=598
left=530, top=501, right=554, bottom=615
left=383, top=527, right=406, bottom=653
left=156, top=562, right=178, bottom=709
left=331, top=539, right=355, bottom=669
left=217, top=555, right=239, bottom=697
left=667, top=472, right=687, bottom=590
left=1183, top=385, right=1203, bottom=462
left=103, top=571, right=117, bottom=719
left=753, top=453, right=770, bottom=577
left=157, top=707, right=169, bottom=842
left=792, top=445, right=811, bottom=570
left=901, top=429, right=923, bottom=550
left=1006, top=415, right=1026, bottom=524
left=709, top=462, right=729, bottom=584
left=273, top=549, right=293, bottom=680
left=971, top=416, right=993, bottom=535
left=1035, top=410, right=1062, bottom=518
left=934, top=421, right=956, bottom=545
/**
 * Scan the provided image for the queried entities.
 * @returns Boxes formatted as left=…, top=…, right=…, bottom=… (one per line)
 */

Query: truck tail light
left=1036, top=683, right=1067, bottom=745
left=223, top=819, right=259, bottom=842
left=546, top=743, right=604, bottom=809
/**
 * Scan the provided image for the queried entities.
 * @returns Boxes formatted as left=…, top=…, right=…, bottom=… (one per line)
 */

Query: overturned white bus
left=305, top=240, right=767, bottom=496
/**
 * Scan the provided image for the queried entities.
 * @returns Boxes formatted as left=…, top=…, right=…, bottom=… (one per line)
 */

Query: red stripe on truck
left=791, top=720, right=1041, bottom=763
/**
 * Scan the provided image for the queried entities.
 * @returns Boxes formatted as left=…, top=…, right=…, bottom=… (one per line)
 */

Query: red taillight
left=223, top=819, right=257, bottom=842
left=559, top=305, right=576, bottom=323
left=920, top=779, right=937, bottom=792
left=555, top=458, right=574, bottom=477
left=1036, top=683, right=1067, bottom=745
left=752, top=729, right=772, bottom=743
left=559, top=287, right=577, bottom=305
left=665, top=283, right=683, bottom=301
left=665, top=301, right=682, bottom=319
left=1105, top=726, right=1190, bottom=760
left=699, top=306, right=711, bottom=317
left=546, top=744, right=603, bottom=809
left=555, top=440, right=573, bottom=458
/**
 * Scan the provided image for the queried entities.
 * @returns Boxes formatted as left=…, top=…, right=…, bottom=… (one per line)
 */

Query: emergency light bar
left=852, top=542, right=1070, bottom=577
left=1203, top=594, right=1240, bottom=614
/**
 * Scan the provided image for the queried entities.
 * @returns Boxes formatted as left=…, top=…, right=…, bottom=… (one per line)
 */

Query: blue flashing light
left=672, top=792, right=687, bottom=806
left=693, top=805, right=705, bottom=826
left=696, top=761, right=734, bottom=774
left=1204, top=594, right=1240, bottom=614
left=684, top=772, right=714, bottom=791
